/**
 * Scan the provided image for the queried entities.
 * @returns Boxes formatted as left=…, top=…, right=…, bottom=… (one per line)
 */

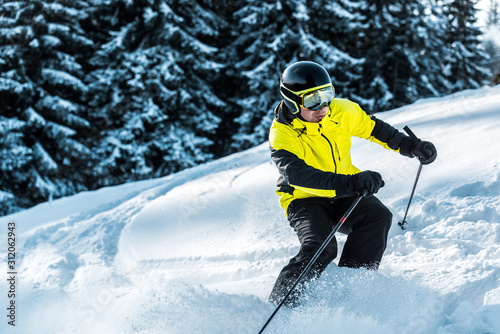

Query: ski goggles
left=280, top=83, right=334, bottom=113
left=301, top=86, right=334, bottom=110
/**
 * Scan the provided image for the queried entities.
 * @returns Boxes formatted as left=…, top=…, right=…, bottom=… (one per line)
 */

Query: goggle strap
left=280, top=85, right=302, bottom=105
left=296, top=83, right=332, bottom=96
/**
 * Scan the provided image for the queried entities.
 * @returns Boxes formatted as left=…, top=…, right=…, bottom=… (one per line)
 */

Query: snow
left=43, top=3, right=83, bottom=20
left=0, top=190, right=14, bottom=202
left=1, top=86, right=500, bottom=333
left=45, top=121, right=77, bottom=138
left=0, top=26, right=34, bottom=41
left=33, top=142, right=58, bottom=173
left=37, top=95, right=79, bottom=114
left=41, top=68, right=88, bottom=95
left=0, top=116, right=25, bottom=133
left=0, top=77, right=24, bottom=95
left=41, top=34, right=62, bottom=48
left=24, top=107, right=46, bottom=128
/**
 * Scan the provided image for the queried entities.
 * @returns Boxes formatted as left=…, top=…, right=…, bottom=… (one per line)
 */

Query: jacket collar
left=291, top=118, right=322, bottom=136
left=274, top=101, right=295, bottom=125
left=275, top=100, right=331, bottom=136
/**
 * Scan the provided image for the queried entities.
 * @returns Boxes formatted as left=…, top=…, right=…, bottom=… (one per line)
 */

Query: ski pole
left=397, top=163, right=422, bottom=230
left=398, top=126, right=423, bottom=230
left=258, top=194, right=365, bottom=334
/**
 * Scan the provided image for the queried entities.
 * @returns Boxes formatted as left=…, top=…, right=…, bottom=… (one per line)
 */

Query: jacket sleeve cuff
left=399, top=137, right=415, bottom=158
left=331, top=173, right=352, bottom=198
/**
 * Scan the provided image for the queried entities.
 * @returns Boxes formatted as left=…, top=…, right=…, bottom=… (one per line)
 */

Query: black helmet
left=280, top=61, right=334, bottom=114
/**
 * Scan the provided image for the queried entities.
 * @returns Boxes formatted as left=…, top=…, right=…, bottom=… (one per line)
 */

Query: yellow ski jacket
left=269, top=98, right=413, bottom=215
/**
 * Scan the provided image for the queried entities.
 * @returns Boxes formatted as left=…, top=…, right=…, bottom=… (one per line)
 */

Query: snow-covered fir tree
left=483, top=0, right=500, bottom=84
left=226, top=0, right=365, bottom=151
left=356, top=0, right=452, bottom=112
left=86, top=0, right=227, bottom=187
left=0, top=0, right=96, bottom=215
left=442, top=0, right=492, bottom=91
left=487, top=0, right=500, bottom=25
left=305, top=0, right=366, bottom=100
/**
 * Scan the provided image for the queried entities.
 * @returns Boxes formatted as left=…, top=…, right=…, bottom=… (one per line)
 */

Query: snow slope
left=1, top=86, right=500, bottom=333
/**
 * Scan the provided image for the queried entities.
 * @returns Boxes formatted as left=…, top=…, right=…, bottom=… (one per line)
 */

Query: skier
left=268, top=61, right=437, bottom=306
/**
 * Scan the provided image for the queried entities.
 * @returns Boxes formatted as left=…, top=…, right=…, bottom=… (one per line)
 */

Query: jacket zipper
left=321, top=133, right=337, bottom=173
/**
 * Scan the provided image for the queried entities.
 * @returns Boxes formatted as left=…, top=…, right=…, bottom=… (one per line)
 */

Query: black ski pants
left=269, top=195, right=392, bottom=305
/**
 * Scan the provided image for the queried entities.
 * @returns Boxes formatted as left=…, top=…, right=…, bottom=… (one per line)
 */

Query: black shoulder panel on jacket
left=370, top=116, right=411, bottom=151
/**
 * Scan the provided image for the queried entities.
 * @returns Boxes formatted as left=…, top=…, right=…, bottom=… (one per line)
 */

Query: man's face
left=299, top=105, right=329, bottom=123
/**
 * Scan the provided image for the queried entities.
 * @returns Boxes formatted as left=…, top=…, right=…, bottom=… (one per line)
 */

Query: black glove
left=412, top=139, right=437, bottom=165
left=335, top=171, right=385, bottom=198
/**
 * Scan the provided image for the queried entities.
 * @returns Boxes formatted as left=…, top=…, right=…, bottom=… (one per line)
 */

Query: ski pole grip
left=404, top=125, right=425, bottom=165
left=403, top=125, right=420, bottom=141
